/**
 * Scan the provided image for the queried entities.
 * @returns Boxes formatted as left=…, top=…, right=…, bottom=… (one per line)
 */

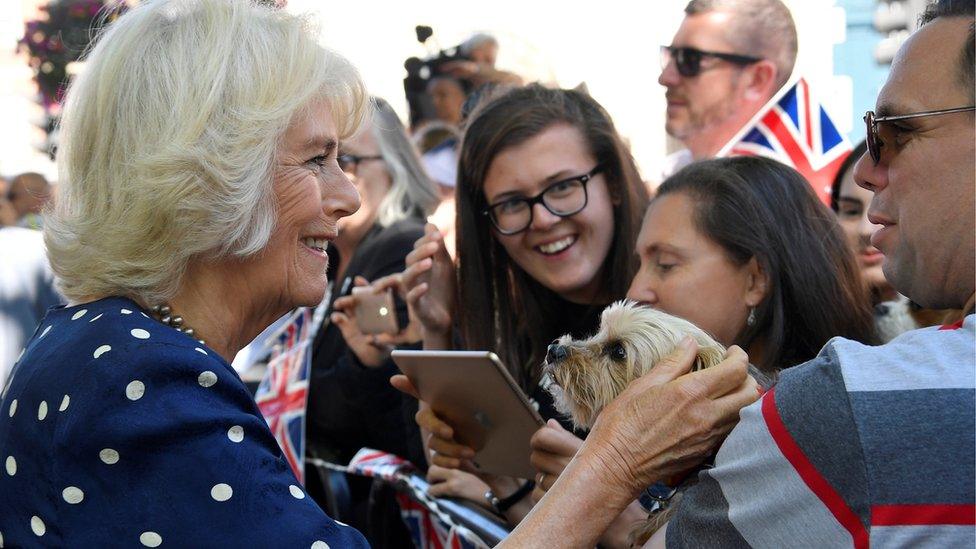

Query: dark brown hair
left=455, top=84, right=650, bottom=387
left=658, top=156, right=876, bottom=372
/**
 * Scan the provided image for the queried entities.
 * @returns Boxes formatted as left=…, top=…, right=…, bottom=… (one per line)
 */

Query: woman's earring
left=747, top=307, right=757, bottom=327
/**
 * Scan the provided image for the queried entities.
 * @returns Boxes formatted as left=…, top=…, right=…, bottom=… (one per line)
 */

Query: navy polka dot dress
left=0, top=297, right=368, bottom=548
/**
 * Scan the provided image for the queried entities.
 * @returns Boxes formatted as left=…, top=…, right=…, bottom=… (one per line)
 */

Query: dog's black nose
left=546, top=343, right=568, bottom=364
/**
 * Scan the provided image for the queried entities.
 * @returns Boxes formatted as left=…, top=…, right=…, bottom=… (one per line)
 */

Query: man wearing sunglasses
left=660, top=0, right=797, bottom=175
left=499, top=1, right=974, bottom=548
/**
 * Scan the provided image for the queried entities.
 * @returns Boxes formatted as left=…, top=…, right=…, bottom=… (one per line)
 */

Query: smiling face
left=482, top=123, right=616, bottom=304
left=852, top=17, right=976, bottom=309
left=242, top=98, right=361, bottom=309
left=626, top=192, right=767, bottom=346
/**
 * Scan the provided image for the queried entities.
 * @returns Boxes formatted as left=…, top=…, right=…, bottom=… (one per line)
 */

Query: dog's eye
left=608, top=342, right=627, bottom=361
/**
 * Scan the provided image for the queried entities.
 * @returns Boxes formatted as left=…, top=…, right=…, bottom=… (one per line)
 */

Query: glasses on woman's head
left=337, top=153, right=383, bottom=174
left=863, top=106, right=975, bottom=164
left=483, top=165, right=602, bottom=235
left=660, top=46, right=762, bottom=78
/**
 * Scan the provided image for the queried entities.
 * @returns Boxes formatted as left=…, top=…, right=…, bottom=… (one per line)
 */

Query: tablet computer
left=391, top=350, right=545, bottom=479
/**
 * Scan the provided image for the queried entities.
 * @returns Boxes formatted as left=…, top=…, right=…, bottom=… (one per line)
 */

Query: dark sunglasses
left=863, top=106, right=975, bottom=164
left=338, top=153, right=383, bottom=173
left=660, top=45, right=762, bottom=78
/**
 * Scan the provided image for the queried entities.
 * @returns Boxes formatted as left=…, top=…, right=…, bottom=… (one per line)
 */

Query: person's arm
left=666, top=350, right=868, bottom=548
left=499, top=339, right=758, bottom=548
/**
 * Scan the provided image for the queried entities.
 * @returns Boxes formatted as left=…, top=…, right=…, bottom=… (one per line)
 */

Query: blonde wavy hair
left=45, top=0, right=368, bottom=305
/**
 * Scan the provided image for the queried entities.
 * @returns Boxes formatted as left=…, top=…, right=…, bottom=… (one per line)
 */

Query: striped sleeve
left=667, top=350, right=870, bottom=548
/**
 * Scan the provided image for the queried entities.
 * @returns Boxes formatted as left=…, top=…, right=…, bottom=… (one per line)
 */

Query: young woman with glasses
left=394, top=84, right=650, bottom=526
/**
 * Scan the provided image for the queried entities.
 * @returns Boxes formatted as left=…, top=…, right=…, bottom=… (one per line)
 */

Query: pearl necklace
left=151, top=304, right=205, bottom=345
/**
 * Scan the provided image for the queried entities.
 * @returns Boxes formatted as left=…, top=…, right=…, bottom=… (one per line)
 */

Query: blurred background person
left=7, top=172, right=51, bottom=229
left=0, top=176, right=19, bottom=226
left=0, top=224, right=62, bottom=384
left=426, top=75, right=468, bottom=127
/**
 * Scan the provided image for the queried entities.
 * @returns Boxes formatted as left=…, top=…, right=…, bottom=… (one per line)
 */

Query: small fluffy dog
left=543, top=300, right=729, bottom=545
left=544, top=300, right=726, bottom=430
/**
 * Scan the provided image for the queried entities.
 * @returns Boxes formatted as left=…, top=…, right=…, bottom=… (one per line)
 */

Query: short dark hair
left=455, top=84, right=650, bottom=387
left=684, top=0, right=798, bottom=91
left=919, top=0, right=976, bottom=102
left=657, top=156, right=876, bottom=372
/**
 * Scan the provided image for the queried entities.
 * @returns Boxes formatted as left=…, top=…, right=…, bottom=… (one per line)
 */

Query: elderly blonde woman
left=0, top=0, right=369, bottom=546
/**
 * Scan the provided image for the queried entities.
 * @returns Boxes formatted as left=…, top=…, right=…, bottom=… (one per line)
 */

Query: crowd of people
left=0, top=0, right=972, bottom=547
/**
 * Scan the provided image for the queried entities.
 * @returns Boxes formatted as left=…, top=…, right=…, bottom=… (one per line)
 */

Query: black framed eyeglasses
left=863, top=106, right=976, bottom=165
left=338, top=153, right=383, bottom=173
left=483, top=165, right=602, bottom=235
left=660, top=46, right=762, bottom=78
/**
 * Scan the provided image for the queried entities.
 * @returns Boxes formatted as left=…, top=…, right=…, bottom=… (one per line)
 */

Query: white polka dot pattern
left=99, top=448, right=120, bottom=465
left=311, top=542, right=330, bottom=549
left=121, top=308, right=132, bottom=314
left=227, top=425, right=244, bottom=443
left=130, top=328, right=150, bottom=340
left=39, top=326, right=51, bottom=339
left=211, top=483, right=233, bottom=502
left=194, top=347, right=207, bottom=355
left=62, top=486, right=84, bottom=504
left=71, top=309, right=87, bottom=320
left=126, top=381, right=145, bottom=401
left=59, top=395, right=70, bottom=412
left=30, top=516, right=45, bottom=536
left=7, top=399, right=15, bottom=417
left=37, top=401, right=47, bottom=421
left=89, top=313, right=103, bottom=322
left=289, top=484, right=305, bottom=499
left=93, top=345, right=111, bottom=358
left=140, top=531, right=162, bottom=547
left=198, top=371, right=217, bottom=388
left=5, top=456, right=15, bottom=476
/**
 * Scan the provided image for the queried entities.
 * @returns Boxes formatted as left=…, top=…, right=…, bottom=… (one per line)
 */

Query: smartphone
left=352, top=287, right=399, bottom=335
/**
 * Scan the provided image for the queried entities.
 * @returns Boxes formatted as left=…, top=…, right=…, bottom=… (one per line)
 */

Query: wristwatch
left=484, top=480, right=535, bottom=514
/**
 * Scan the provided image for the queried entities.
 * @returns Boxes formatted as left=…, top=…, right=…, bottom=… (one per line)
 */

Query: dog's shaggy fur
left=544, top=300, right=726, bottom=430
left=543, top=300, right=728, bottom=545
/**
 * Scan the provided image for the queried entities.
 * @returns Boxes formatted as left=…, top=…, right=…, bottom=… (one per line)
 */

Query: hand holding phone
left=352, top=286, right=399, bottom=335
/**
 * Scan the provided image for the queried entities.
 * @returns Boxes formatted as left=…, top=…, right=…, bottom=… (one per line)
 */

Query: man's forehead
left=876, top=18, right=970, bottom=115
left=672, top=11, right=737, bottom=51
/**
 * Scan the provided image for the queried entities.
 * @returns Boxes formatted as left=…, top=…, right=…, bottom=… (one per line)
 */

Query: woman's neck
left=166, top=262, right=288, bottom=363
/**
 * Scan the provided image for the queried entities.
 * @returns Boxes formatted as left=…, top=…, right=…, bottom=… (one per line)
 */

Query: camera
left=403, top=25, right=473, bottom=128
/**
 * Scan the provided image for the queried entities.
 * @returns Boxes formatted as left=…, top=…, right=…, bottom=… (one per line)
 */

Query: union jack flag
left=255, top=307, right=314, bottom=484
left=720, top=77, right=851, bottom=205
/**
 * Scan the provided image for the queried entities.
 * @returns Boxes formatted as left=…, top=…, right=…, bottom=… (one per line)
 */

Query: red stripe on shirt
left=939, top=319, right=965, bottom=330
left=872, top=504, right=976, bottom=526
left=762, top=389, right=870, bottom=549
